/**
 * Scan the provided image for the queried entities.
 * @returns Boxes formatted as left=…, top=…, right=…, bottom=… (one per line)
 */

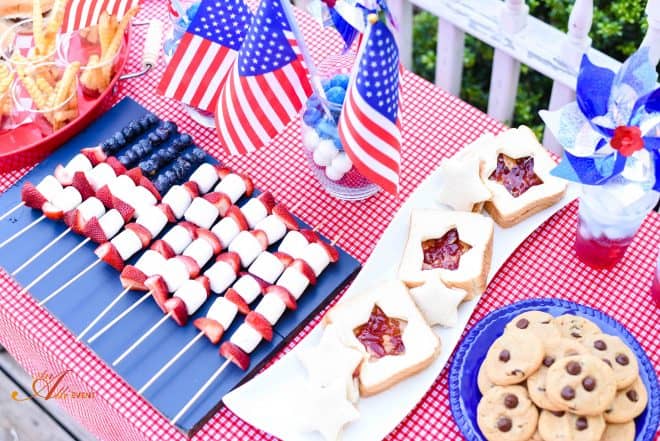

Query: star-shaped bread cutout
left=436, top=154, right=492, bottom=212
left=299, top=379, right=360, bottom=441
left=409, top=278, right=467, bottom=327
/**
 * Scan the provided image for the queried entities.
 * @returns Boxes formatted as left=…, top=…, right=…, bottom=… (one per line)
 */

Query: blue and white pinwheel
left=540, top=47, right=660, bottom=191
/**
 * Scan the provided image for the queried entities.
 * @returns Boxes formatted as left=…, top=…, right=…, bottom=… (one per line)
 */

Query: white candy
left=303, top=129, right=320, bottom=151
left=278, top=231, right=308, bottom=259
left=183, top=238, right=214, bottom=268
left=325, top=165, right=345, bottom=181
left=241, top=198, right=268, bottom=228
left=211, top=217, right=240, bottom=248
left=214, top=173, right=246, bottom=203
left=129, top=187, right=158, bottom=218
left=277, top=266, right=310, bottom=299
left=161, top=258, right=190, bottom=292
left=249, top=252, right=284, bottom=283
left=206, top=297, right=238, bottom=330
left=98, top=209, right=124, bottom=239
left=313, top=140, right=339, bottom=167
left=51, top=187, right=82, bottom=212
left=204, top=260, right=237, bottom=294
left=36, top=175, right=63, bottom=201
left=188, top=163, right=218, bottom=194
left=65, top=154, right=93, bottom=174
left=162, top=185, right=193, bottom=219
left=255, top=215, right=287, bottom=245
left=231, top=323, right=262, bottom=354
left=255, top=294, right=286, bottom=325
left=86, top=163, right=116, bottom=191
left=228, top=231, right=263, bottom=267
left=233, top=275, right=262, bottom=303
left=162, top=225, right=194, bottom=254
left=174, top=280, right=207, bottom=315
left=331, top=152, right=352, bottom=174
left=184, top=197, right=219, bottom=229
left=136, top=205, right=168, bottom=237
left=135, top=250, right=167, bottom=276
left=301, top=242, right=330, bottom=276
left=313, top=146, right=333, bottom=167
left=77, top=197, right=105, bottom=222
left=110, top=230, right=142, bottom=261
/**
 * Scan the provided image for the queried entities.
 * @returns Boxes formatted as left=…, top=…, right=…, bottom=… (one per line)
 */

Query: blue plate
left=449, top=298, right=660, bottom=441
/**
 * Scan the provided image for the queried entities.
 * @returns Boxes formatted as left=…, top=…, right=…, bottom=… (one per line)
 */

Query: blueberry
left=113, top=132, right=126, bottom=146
left=306, top=95, right=321, bottom=109
left=172, top=164, right=187, bottom=180
left=325, top=86, right=346, bottom=105
left=101, top=138, right=117, bottom=154
left=162, top=121, right=177, bottom=133
left=148, top=132, right=161, bottom=145
left=122, top=125, right=137, bottom=140
left=146, top=114, right=159, bottom=126
left=330, top=74, right=350, bottom=89
left=125, top=149, right=138, bottom=163
left=164, top=169, right=177, bottom=182
left=330, top=109, right=341, bottom=124
left=154, top=176, right=169, bottom=194
left=303, top=107, right=322, bottom=127
left=117, top=155, right=131, bottom=166
left=138, top=139, right=152, bottom=155
left=138, top=118, right=152, bottom=131
left=176, top=134, right=193, bottom=148
left=128, top=120, right=142, bottom=132
left=316, top=118, right=338, bottom=139
left=165, top=146, right=178, bottom=161
left=191, top=148, right=206, bottom=163
left=156, top=127, right=171, bottom=140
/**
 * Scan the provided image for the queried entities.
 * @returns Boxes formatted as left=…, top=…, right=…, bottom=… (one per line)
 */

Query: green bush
left=412, top=0, right=647, bottom=137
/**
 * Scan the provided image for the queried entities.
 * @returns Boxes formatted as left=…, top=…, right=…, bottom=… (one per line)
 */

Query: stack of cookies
left=476, top=311, right=648, bottom=441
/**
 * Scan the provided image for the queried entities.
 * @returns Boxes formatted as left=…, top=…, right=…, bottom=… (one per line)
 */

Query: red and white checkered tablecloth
left=0, top=2, right=658, bottom=441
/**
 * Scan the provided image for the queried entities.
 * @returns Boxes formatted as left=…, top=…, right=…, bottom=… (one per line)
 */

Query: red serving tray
left=0, top=30, right=132, bottom=172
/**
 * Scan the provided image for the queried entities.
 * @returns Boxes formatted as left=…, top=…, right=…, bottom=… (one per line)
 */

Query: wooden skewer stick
left=0, top=201, right=25, bottom=222
left=76, top=287, right=131, bottom=341
left=171, top=358, right=232, bottom=425
left=0, top=215, right=46, bottom=249
left=38, top=259, right=102, bottom=306
left=12, top=227, right=72, bottom=276
left=112, top=312, right=172, bottom=366
left=88, top=291, right=153, bottom=343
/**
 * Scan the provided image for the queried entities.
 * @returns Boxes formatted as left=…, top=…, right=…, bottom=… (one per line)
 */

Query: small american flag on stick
left=62, top=0, right=140, bottom=33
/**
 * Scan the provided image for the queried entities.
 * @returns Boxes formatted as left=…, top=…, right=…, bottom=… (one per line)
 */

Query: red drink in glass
left=575, top=219, right=634, bottom=270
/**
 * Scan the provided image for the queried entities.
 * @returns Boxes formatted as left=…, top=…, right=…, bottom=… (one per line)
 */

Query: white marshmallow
left=161, top=258, right=190, bottom=292
left=211, top=217, right=240, bottom=248
left=64, top=154, right=93, bottom=174
left=183, top=239, right=214, bottom=268
left=206, top=297, right=238, bottom=330
left=136, top=205, right=168, bottom=237
left=228, top=231, right=263, bottom=267
left=51, top=187, right=82, bottom=212
left=162, top=185, right=193, bottom=219
left=241, top=198, right=268, bottom=228
left=129, top=187, right=158, bottom=218
left=254, top=294, right=286, bottom=325
left=188, top=163, right=218, bottom=194
left=214, top=173, right=246, bottom=203
left=277, top=266, right=310, bottom=299
left=278, top=231, right=309, bottom=259
left=162, top=225, right=194, bottom=254
left=303, top=129, right=320, bottom=151
left=86, top=163, right=116, bottom=191
left=204, top=261, right=237, bottom=294
left=110, top=230, right=142, bottom=261
left=255, top=215, right=287, bottom=245
left=233, top=275, right=262, bottom=303
left=174, top=279, right=208, bottom=315
left=331, top=152, right=352, bottom=174
left=301, top=242, right=330, bottom=276
left=231, top=323, right=262, bottom=354
left=135, top=250, right=167, bottom=276
left=98, top=209, right=124, bottom=239
left=184, top=197, right=219, bottom=229
left=249, top=252, right=284, bottom=283
left=108, top=174, right=136, bottom=196
left=325, top=165, right=345, bottom=181
left=77, top=197, right=105, bottom=222
left=36, top=175, right=63, bottom=202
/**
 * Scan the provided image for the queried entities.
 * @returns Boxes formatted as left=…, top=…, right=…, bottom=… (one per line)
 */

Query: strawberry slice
left=272, top=204, right=299, bottom=231
left=119, top=265, right=148, bottom=290
left=178, top=221, right=199, bottom=239
left=83, top=217, right=108, bottom=243
left=196, top=275, right=211, bottom=294
left=216, top=167, right=232, bottom=179
left=157, top=203, right=176, bottom=223
left=220, top=341, right=250, bottom=371
left=63, top=209, right=86, bottom=234
left=80, top=146, right=106, bottom=165
left=21, top=182, right=47, bottom=209
left=251, top=230, right=268, bottom=251
left=94, top=242, right=125, bottom=271
left=203, top=192, right=231, bottom=217
left=300, top=229, right=320, bottom=243
left=196, top=228, right=222, bottom=254
left=112, top=196, right=135, bottom=222
left=42, top=202, right=64, bottom=220
left=139, top=176, right=162, bottom=201
left=125, top=167, right=143, bottom=185
left=72, top=171, right=95, bottom=200
left=145, top=275, right=169, bottom=312
left=265, top=285, right=297, bottom=310
left=239, top=272, right=269, bottom=292
left=177, top=255, right=201, bottom=278
left=125, top=223, right=152, bottom=247
left=226, top=205, right=248, bottom=231
left=317, top=240, right=340, bottom=262
left=54, top=164, right=73, bottom=186
left=95, top=185, right=114, bottom=208
left=256, top=192, right=276, bottom=214
left=105, top=157, right=126, bottom=176
left=164, top=297, right=189, bottom=326
left=193, top=317, right=224, bottom=344
left=182, top=181, right=200, bottom=198
left=291, top=259, right=317, bottom=285
left=150, top=239, right=175, bottom=259
left=216, top=251, right=241, bottom=274
left=246, top=311, right=273, bottom=341
left=225, top=288, right=250, bottom=315
left=273, top=251, right=293, bottom=267
left=240, top=173, right=254, bottom=197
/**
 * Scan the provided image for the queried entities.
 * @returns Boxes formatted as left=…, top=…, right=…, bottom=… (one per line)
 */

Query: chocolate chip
left=571, top=332, right=582, bottom=338
left=543, top=356, right=555, bottom=367
left=541, top=320, right=551, bottom=324
left=516, top=318, right=529, bottom=329
left=561, top=386, right=575, bottom=400
left=593, top=340, right=607, bottom=350
left=582, top=376, right=596, bottom=391
left=496, top=416, right=512, bottom=432
left=550, top=410, right=565, bottom=417
left=566, top=361, right=581, bottom=375
left=499, top=350, right=510, bottom=362
left=504, top=394, right=519, bottom=409
left=616, top=354, right=629, bottom=366
left=626, top=390, right=639, bottom=402
left=576, top=417, right=588, bottom=431
left=602, top=358, right=612, bottom=367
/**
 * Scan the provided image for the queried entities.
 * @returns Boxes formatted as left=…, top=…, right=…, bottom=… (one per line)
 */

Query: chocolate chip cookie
left=600, top=421, right=635, bottom=441
left=505, top=311, right=561, bottom=351
left=484, top=331, right=544, bottom=385
left=604, top=377, right=648, bottom=423
left=527, top=338, right=587, bottom=411
left=545, top=355, right=616, bottom=415
left=478, top=362, right=497, bottom=395
left=477, top=385, right=538, bottom=441
left=582, top=333, right=639, bottom=389
left=553, top=314, right=601, bottom=341
left=537, top=410, right=605, bottom=441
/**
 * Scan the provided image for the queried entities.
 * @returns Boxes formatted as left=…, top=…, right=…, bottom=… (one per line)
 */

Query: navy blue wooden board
left=0, top=97, right=361, bottom=436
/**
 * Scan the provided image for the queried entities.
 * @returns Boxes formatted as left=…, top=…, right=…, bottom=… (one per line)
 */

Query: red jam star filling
left=421, top=228, right=472, bottom=271
left=354, top=305, right=406, bottom=360
left=489, top=153, right=543, bottom=197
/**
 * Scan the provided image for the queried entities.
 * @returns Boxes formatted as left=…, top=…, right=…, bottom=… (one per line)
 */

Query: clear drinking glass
left=1, top=19, right=56, bottom=69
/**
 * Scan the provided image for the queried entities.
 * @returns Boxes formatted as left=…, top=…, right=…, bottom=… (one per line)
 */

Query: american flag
left=215, top=0, right=313, bottom=155
left=157, top=0, right=253, bottom=112
left=338, top=19, right=402, bottom=196
left=62, top=0, right=140, bottom=33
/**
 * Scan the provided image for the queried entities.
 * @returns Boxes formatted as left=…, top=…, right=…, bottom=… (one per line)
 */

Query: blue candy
left=325, top=86, right=346, bottom=105
left=331, top=74, right=349, bottom=89
left=316, top=118, right=339, bottom=139
left=186, top=2, right=200, bottom=21
left=321, top=79, right=332, bottom=91
left=303, top=107, right=323, bottom=127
